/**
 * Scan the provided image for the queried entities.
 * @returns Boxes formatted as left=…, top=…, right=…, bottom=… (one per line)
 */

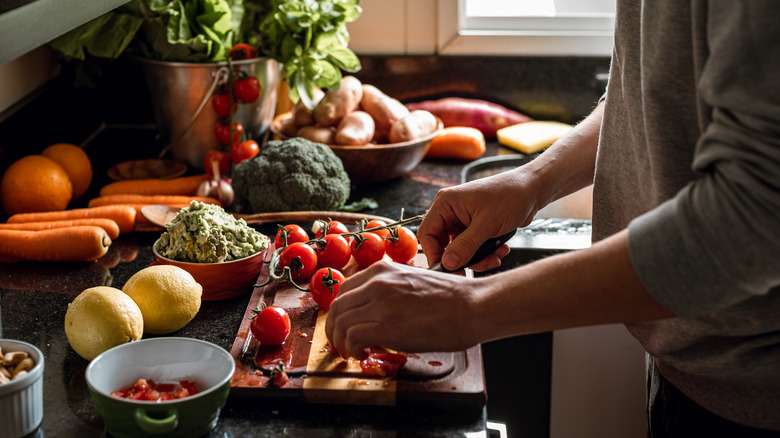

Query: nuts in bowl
left=152, top=201, right=270, bottom=300
left=271, top=76, right=443, bottom=183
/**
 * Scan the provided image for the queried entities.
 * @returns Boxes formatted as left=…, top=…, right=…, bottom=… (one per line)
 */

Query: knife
left=428, top=230, right=516, bottom=272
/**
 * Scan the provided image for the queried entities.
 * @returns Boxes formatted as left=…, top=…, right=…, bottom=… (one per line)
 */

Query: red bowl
left=152, top=241, right=267, bottom=301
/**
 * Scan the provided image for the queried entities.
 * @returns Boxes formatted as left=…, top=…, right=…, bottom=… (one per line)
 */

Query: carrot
left=7, top=206, right=136, bottom=234
left=88, top=194, right=221, bottom=208
left=425, top=126, right=487, bottom=161
left=99, top=174, right=209, bottom=196
left=0, top=226, right=111, bottom=262
left=0, top=218, right=121, bottom=239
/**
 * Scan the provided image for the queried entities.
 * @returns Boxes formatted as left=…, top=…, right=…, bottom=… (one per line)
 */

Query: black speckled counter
left=0, top=54, right=609, bottom=437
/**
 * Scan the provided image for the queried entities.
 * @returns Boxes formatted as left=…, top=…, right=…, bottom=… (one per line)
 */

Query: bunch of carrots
left=0, top=174, right=220, bottom=263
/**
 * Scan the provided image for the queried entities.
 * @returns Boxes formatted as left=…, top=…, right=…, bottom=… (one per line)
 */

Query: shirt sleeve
left=627, top=3, right=780, bottom=317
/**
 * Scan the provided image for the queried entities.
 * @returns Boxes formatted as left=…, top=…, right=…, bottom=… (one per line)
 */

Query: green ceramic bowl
left=85, top=337, right=234, bottom=438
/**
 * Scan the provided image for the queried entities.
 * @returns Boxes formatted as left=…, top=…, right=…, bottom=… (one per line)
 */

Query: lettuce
left=50, top=0, right=243, bottom=62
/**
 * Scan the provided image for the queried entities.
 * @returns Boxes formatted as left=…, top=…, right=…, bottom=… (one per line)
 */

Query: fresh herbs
left=258, top=0, right=362, bottom=108
left=49, top=0, right=363, bottom=105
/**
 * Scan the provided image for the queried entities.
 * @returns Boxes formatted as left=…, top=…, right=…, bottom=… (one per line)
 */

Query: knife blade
left=428, top=230, right=516, bottom=272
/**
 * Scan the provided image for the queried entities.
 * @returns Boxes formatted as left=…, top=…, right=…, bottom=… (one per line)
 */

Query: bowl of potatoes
left=271, top=76, right=442, bottom=183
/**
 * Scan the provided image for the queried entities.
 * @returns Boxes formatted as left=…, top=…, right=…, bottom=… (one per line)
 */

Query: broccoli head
left=232, top=137, right=351, bottom=213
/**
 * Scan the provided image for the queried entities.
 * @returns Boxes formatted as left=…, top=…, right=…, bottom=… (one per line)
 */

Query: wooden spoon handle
left=233, top=211, right=394, bottom=225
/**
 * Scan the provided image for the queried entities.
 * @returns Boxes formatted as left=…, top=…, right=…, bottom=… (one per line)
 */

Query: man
left=326, top=2, right=780, bottom=435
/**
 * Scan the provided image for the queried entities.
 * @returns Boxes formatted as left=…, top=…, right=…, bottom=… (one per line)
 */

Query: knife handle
left=429, top=230, right=516, bottom=272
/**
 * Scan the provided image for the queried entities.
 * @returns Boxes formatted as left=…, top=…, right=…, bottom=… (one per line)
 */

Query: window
left=438, top=0, right=616, bottom=56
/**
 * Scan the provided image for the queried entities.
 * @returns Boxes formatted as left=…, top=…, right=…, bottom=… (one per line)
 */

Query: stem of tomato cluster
left=255, top=246, right=309, bottom=292
left=354, top=213, right=426, bottom=236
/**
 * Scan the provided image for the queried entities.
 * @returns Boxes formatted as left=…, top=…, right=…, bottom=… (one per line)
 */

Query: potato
left=389, top=110, right=439, bottom=143
left=297, top=125, right=336, bottom=145
left=276, top=112, right=299, bottom=138
left=293, top=88, right=325, bottom=126
left=314, top=76, right=363, bottom=126
left=335, top=111, right=376, bottom=145
left=360, top=84, right=409, bottom=136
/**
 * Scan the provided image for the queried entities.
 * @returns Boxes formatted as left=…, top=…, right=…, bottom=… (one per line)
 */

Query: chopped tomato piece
left=359, top=348, right=408, bottom=377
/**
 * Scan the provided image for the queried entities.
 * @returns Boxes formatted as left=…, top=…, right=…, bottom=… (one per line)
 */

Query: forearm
left=519, top=101, right=603, bottom=211
left=470, top=228, right=675, bottom=343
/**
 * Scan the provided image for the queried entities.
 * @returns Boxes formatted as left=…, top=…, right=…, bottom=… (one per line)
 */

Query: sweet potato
left=314, top=76, right=363, bottom=126
left=294, top=88, right=325, bottom=126
left=335, top=111, right=376, bottom=145
left=297, top=125, right=337, bottom=145
left=389, top=110, right=439, bottom=143
left=405, top=97, right=532, bottom=138
left=426, top=127, right=486, bottom=161
left=360, top=84, right=409, bottom=136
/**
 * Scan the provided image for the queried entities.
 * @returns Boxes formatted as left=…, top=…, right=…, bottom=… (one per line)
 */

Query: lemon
left=122, top=265, right=202, bottom=335
left=64, top=286, right=144, bottom=361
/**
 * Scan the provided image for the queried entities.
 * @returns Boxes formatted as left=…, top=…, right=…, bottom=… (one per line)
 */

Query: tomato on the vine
left=384, top=226, right=418, bottom=264
left=203, top=150, right=230, bottom=177
left=229, top=43, right=257, bottom=60
left=233, top=75, right=261, bottom=104
left=211, top=91, right=237, bottom=118
left=365, top=219, right=390, bottom=239
left=215, top=120, right=244, bottom=146
left=314, top=220, right=349, bottom=239
left=350, top=232, right=385, bottom=266
left=279, top=242, right=318, bottom=280
left=314, top=234, right=351, bottom=270
left=250, top=305, right=291, bottom=345
left=274, top=224, right=309, bottom=249
left=230, top=139, right=260, bottom=164
left=309, top=267, right=345, bottom=310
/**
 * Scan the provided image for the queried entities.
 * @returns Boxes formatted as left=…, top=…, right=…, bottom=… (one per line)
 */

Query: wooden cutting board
left=229, top=248, right=486, bottom=408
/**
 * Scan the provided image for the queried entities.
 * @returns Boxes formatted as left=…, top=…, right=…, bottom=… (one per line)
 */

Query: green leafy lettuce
left=49, top=0, right=362, bottom=104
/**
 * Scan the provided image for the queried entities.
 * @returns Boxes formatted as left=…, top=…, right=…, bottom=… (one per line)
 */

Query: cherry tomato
left=384, top=226, right=418, bottom=264
left=309, top=267, right=345, bottom=310
left=314, top=220, right=349, bottom=239
left=314, top=234, right=351, bottom=270
left=230, top=139, right=260, bottom=164
left=233, top=75, right=261, bottom=103
left=211, top=91, right=237, bottom=118
left=279, top=242, right=318, bottom=280
left=365, top=219, right=390, bottom=239
left=215, top=120, right=244, bottom=146
left=203, top=150, right=230, bottom=177
left=229, top=43, right=257, bottom=60
left=250, top=305, right=291, bottom=345
left=350, top=232, right=385, bottom=266
left=274, top=224, right=309, bottom=249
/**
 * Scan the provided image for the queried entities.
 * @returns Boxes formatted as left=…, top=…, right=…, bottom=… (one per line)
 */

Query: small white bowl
left=85, top=337, right=235, bottom=438
left=0, top=339, right=44, bottom=438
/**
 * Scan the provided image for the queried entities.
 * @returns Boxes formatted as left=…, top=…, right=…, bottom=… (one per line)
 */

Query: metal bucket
left=140, top=57, right=281, bottom=170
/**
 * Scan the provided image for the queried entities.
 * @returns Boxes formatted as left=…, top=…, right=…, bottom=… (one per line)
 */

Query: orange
left=42, top=143, right=93, bottom=200
left=0, top=155, right=73, bottom=216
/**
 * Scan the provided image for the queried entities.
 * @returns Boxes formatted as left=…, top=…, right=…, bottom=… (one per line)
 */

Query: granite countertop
left=0, top=123, right=500, bottom=437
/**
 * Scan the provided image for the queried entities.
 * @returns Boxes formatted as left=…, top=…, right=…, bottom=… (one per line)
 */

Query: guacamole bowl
left=86, top=337, right=234, bottom=438
left=152, top=242, right=267, bottom=301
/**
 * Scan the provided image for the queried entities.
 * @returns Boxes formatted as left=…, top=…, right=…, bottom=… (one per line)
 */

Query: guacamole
left=155, top=201, right=269, bottom=263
